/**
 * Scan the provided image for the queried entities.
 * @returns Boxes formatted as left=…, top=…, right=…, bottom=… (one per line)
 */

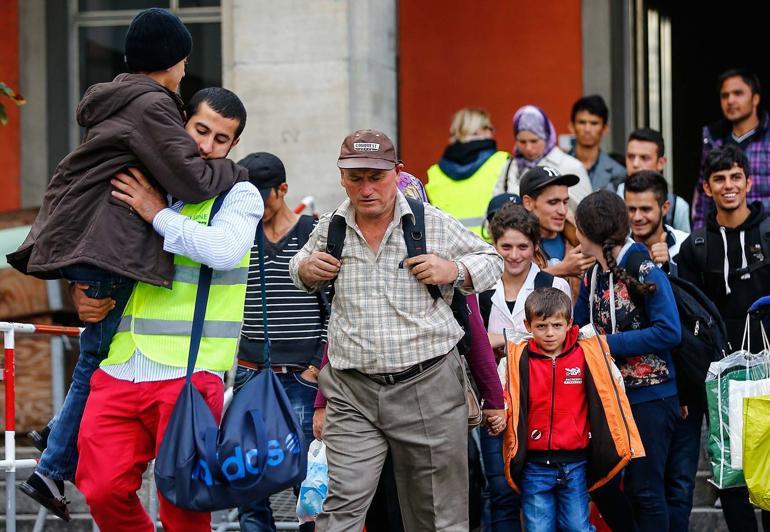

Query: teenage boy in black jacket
left=677, top=144, right=770, bottom=532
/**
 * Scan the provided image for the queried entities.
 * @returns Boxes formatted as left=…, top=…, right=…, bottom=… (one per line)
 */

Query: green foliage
left=0, top=82, right=26, bottom=126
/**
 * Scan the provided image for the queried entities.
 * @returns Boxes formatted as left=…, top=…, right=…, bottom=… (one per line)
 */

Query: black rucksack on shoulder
left=625, top=249, right=730, bottom=389
left=325, top=197, right=474, bottom=356
left=689, top=217, right=770, bottom=280
left=478, top=271, right=555, bottom=329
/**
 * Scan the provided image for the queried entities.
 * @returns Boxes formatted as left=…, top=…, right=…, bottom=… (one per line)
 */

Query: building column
left=222, top=0, right=397, bottom=213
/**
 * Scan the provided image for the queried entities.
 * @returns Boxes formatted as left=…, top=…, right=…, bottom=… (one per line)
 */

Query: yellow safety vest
left=104, top=196, right=250, bottom=371
left=426, top=150, right=509, bottom=237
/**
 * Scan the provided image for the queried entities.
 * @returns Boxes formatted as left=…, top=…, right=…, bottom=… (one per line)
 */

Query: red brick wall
left=0, top=0, right=20, bottom=212
left=398, top=0, right=583, bottom=181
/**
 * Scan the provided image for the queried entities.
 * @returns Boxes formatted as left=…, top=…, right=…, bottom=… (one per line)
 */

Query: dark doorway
left=665, top=0, right=769, bottom=200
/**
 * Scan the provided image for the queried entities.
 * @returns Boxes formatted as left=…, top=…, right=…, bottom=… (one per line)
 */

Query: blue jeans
left=36, top=265, right=133, bottom=481
left=665, top=404, right=703, bottom=531
left=480, top=430, right=521, bottom=531
left=625, top=395, right=679, bottom=532
left=521, top=460, right=593, bottom=532
left=234, top=367, right=316, bottom=532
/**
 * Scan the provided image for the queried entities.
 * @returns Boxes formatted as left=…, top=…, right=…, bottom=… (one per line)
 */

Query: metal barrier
left=1, top=321, right=83, bottom=532
left=293, top=196, right=318, bottom=217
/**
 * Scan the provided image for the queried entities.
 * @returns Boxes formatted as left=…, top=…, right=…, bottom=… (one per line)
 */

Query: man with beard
left=624, top=170, right=688, bottom=272
left=692, top=69, right=770, bottom=230
left=624, top=170, right=697, bottom=530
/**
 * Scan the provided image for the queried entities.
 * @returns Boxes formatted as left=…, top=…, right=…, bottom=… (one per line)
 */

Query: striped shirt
left=239, top=215, right=327, bottom=366
left=101, top=181, right=263, bottom=382
left=289, top=191, right=503, bottom=373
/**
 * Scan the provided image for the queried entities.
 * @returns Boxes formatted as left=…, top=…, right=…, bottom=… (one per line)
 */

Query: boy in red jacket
left=520, top=287, right=592, bottom=532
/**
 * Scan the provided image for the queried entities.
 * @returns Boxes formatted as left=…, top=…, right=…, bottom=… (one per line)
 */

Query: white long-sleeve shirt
left=101, top=181, right=263, bottom=383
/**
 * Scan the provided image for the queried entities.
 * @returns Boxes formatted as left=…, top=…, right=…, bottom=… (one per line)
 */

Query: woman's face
left=575, top=227, right=602, bottom=259
left=516, top=131, right=547, bottom=161
left=494, top=229, right=536, bottom=278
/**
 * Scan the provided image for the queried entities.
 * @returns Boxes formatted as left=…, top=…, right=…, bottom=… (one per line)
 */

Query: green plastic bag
left=706, top=317, right=770, bottom=489
left=743, top=395, right=770, bottom=511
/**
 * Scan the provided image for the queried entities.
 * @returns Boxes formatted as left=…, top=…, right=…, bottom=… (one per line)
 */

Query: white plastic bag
left=296, top=439, right=328, bottom=524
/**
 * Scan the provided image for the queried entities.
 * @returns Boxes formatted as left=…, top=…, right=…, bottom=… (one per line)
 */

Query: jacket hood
left=438, top=139, right=498, bottom=180
left=76, top=73, right=183, bottom=127
left=527, top=324, right=580, bottom=357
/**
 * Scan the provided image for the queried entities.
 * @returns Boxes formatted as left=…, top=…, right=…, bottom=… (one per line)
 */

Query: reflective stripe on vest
left=425, top=150, right=509, bottom=237
left=104, top=195, right=250, bottom=372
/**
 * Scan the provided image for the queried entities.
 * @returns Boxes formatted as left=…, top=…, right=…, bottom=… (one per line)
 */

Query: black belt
left=360, top=354, right=446, bottom=385
left=237, top=359, right=304, bottom=374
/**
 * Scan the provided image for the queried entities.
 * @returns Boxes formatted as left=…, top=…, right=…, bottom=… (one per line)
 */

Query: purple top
left=314, top=294, right=505, bottom=410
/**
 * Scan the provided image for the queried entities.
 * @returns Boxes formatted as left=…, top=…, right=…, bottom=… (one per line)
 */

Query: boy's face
left=525, top=314, right=571, bottom=357
left=704, top=163, right=752, bottom=213
left=185, top=101, right=241, bottom=160
left=625, top=140, right=665, bottom=174
left=625, top=190, right=668, bottom=240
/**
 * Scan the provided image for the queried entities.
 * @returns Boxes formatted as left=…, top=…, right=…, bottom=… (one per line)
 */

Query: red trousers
left=75, top=369, right=223, bottom=532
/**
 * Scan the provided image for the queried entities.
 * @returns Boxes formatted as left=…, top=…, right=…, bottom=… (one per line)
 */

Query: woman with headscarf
left=494, top=105, right=592, bottom=212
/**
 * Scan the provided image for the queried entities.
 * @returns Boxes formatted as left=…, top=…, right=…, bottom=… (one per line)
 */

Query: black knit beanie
left=124, top=8, right=192, bottom=73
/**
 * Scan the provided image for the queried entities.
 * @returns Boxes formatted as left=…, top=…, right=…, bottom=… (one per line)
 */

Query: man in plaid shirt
left=693, top=68, right=770, bottom=229
left=290, top=129, right=503, bottom=531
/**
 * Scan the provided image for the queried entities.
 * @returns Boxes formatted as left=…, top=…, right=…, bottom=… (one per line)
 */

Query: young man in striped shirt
left=234, top=152, right=327, bottom=532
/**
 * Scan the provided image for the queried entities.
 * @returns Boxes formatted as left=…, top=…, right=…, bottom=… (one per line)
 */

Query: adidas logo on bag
left=192, top=433, right=302, bottom=486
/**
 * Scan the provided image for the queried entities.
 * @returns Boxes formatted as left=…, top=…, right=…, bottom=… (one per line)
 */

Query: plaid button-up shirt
left=289, top=191, right=502, bottom=373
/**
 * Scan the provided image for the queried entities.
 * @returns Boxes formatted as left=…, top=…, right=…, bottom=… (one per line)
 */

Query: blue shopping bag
left=155, top=215, right=307, bottom=511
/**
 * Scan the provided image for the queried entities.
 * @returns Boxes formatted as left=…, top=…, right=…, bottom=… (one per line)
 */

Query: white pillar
left=222, top=0, right=398, bottom=213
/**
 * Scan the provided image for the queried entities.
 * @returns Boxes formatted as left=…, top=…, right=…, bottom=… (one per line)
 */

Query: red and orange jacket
left=502, top=328, right=645, bottom=493
left=525, top=326, right=589, bottom=461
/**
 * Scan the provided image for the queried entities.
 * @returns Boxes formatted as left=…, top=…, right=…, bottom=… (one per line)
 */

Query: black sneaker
left=27, top=425, right=51, bottom=453
left=19, top=472, right=71, bottom=522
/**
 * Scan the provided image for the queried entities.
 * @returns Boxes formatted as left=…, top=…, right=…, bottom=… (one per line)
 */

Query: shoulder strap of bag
left=325, top=211, right=347, bottom=260
left=185, top=189, right=231, bottom=381
left=256, top=219, right=271, bottom=366
left=403, top=197, right=442, bottom=300
left=503, top=156, right=514, bottom=193
left=690, top=227, right=708, bottom=272
left=534, top=270, right=555, bottom=289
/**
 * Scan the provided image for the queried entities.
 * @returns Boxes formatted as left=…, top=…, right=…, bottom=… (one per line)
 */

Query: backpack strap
left=295, top=214, right=316, bottom=248
left=624, top=248, right=647, bottom=279
left=478, top=290, right=494, bottom=329
left=690, top=227, right=708, bottom=273
left=402, top=197, right=442, bottom=300
left=325, top=211, right=347, bottom=260
left=533, top=271, right=555, bottom=289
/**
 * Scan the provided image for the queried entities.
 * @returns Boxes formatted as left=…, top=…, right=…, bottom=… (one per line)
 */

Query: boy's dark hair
left=489, top=203, right=541, bottom=248
left=628, top=128, right=665, bottom=158
left=185, top=87, right=247, bottom=139
left=703, top=145, right=750, bottom=181
left=718, top=68, right=761, bottom=96
left=624, top=170, right=668, bottom=206
left=570, top=95, right=609, bottom=124
left=525, top=287, right=572, bottom=323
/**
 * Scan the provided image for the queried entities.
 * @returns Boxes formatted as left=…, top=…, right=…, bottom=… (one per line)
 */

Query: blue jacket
left=574, top=242, right=681, bottom=404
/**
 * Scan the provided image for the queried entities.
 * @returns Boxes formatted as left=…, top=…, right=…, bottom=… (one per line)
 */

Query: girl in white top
left=480, top=203, right=572, bottom=351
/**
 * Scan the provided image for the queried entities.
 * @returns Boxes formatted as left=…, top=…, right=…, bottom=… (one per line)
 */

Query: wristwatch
left=453, top=261, right=466, bottom=288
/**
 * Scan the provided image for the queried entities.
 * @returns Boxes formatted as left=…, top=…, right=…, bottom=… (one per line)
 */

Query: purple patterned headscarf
left=397, top=170, right=428, bottom=203
left=512, top=105, right=557, bottom=174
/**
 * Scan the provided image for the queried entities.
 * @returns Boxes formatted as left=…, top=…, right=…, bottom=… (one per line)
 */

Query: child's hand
left=483, top=409, right=506, bottom=436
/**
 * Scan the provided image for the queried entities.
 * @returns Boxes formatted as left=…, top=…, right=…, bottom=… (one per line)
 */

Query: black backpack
left=624, top=250, right=730, bottom=389
left=478, top=271, right=555, bottom=329
left=689, top=217, right=770, bottom=279
left=325, top=197, right=475, bottom=356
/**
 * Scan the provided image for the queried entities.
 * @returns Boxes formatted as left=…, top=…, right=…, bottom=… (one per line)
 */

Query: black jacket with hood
left=677, top=201, right=770, bottom=351
left=8, top=73, right=247, bottom=287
